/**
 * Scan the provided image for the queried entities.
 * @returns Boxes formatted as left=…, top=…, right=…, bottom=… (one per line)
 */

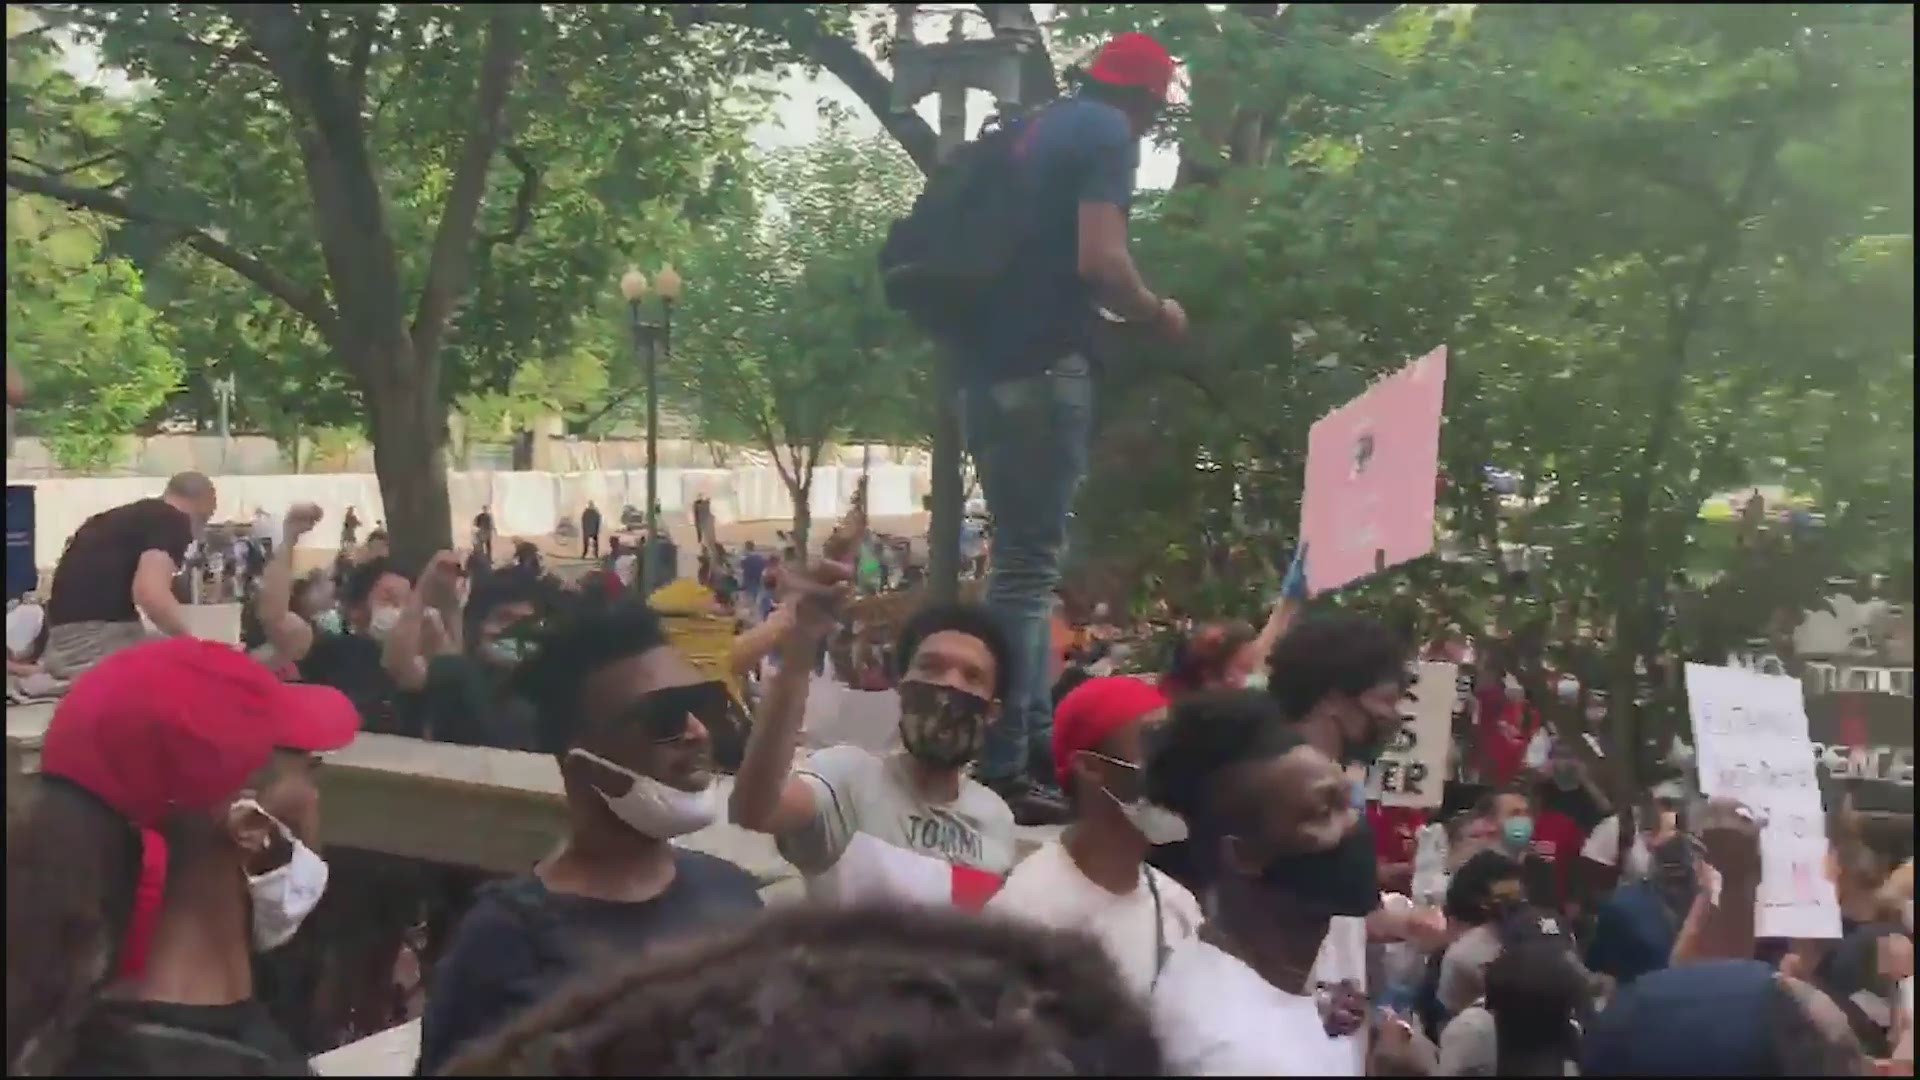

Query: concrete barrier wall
left=20, top=465, right=932, bottom=566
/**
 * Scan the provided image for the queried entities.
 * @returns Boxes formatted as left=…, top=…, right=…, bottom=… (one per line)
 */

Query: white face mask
left=1556, top=676, right=1580, bottom=702
left=1115, top=795, right=1191, bottom=846
left=1085, top=752, right=1190, bottom=846
left=1241, top=671, right=1270, bottom=692
left=234, top=800, right=329, bottom=952
left=367, top=605, right=403, bottom=641
left=569, top=749, right=718, bottom=839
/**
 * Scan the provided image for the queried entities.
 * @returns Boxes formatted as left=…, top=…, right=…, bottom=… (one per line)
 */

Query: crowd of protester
left=7, top=479, right=1914, bottom=1077
left=6, top=30, right=1915, bottom=1079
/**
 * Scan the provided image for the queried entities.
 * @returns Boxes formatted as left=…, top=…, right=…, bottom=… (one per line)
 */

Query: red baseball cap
left=1053, top=676, right=1171, bottom=788
left=1085, top=32, right=1178, bottom=103
left=41, top=637, right=361, bottom=826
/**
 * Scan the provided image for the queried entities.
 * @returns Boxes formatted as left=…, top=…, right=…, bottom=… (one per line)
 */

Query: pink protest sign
left=1300, top=346, right=1449, bottom=595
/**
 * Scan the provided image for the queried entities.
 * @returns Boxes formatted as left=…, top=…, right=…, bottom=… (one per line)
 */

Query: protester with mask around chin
left=39, top=471, right=216, bottom=683
left=988, top=677, right=1203, bottom=999
left=1145, top=689, right=1437, bottom=1076
left=5, top=638, right=359, bottom=1076
left=414, top=597, right=764, bottom=1076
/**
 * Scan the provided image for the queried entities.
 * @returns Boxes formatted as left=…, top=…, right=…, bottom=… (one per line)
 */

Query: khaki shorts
left=42, top=620, right=156, bottom=681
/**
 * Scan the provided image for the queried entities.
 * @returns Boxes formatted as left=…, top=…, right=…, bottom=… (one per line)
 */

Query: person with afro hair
left=441, top=903, right=1164, bottom=1076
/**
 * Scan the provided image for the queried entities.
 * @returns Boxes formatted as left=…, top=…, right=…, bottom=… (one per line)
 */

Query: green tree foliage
left=6, top=4, right=776, bottom=566
left=669, top=118, right=931, bottom=549
left=6, top=197, right=183, bottom=472
left=1050, top=3, right=1913, bottom=771
left=6, top=13, right=182, bottom=472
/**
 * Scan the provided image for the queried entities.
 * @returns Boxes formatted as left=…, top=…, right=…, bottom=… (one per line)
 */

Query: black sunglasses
left=617, top=680, right=733, bottom=743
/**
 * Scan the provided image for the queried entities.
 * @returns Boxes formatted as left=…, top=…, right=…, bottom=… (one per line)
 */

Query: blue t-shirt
left=954, top=95, right=1140, bottom=384
left=741, top=551, right=767, bottom=591
left=1586, top=881, right=1680, bottom=986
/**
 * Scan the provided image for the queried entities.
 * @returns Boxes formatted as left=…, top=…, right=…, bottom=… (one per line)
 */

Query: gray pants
left=42, top=620, right=154, bottom=681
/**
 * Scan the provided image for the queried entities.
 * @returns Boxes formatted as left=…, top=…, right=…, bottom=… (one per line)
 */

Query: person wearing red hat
left=988, top=676, right=1202, bottom=998
left=958, top=30, right=1189, bottom=826
left=5, top=637, right=359, bottom=1076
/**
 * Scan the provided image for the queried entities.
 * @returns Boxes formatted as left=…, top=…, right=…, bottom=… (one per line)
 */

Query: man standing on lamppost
left=619, top=266, right=682, bottom=596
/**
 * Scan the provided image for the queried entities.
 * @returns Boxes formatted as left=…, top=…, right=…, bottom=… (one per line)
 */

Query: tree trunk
left=789, top=479, right=812, bottom=558
left=362, top=338, right=454, bottom=573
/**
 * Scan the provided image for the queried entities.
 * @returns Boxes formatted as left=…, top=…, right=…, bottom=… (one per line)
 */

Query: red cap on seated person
left=39, top=638, right=360, bottom=977
left=1086, top=32, right=1178, bottom=103
left=1053, top=676, right=1171, bottom=788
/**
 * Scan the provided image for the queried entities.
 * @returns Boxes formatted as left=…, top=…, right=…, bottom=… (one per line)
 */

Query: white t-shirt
left=6, top=602, right=46, bottom=658
left=778, top=745, right=1016, bottom=899
left=1152, top=938, right=1362, bottom=1076
left=988, top=841, right=1203, bottom=998
left=1580, top=813, right=1653, bottom=881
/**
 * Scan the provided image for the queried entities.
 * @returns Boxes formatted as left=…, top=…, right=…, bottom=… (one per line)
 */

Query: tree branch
left=680, top=4, right=940, bottom=175
left=478, top=143, right=540, bottom=247
left=7, top=148, right=121, bottom=178
left=5, top=166, right=337, bottom=336
left=345, top=7, right=381, bottom=105
left=410, top=8, right=527, bottom=363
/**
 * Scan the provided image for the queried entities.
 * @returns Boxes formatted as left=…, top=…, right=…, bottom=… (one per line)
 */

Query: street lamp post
left=618, top=265, right=682, bottom=597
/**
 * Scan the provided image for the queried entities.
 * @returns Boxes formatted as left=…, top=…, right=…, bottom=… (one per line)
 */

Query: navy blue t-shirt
left=740, top=551, right=767, bottom=591
left=954, top=95, right=1140, bottom=384
left=415, top=851, right=763, bottom=1073
left=1585, top=880, right=1681, bottom=986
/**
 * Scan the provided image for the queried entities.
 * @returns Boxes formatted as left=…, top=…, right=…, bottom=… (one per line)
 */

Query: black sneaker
left=985, top=775, right=1072, bottom=827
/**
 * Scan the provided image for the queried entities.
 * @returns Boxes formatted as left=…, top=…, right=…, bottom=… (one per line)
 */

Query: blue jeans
left=962, top=355, right=1094, bottom=784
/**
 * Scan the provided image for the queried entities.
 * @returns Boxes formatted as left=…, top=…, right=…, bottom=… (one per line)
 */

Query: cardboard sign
left=1686, top=663, right=1842, bottom=940
left=1367, top=661, right=1457, bottom=809
left=1300, top=346, right=1449, bottom=594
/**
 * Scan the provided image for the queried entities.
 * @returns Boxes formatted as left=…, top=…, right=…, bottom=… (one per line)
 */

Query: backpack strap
left=1144, top=868, right=1171, bottom=991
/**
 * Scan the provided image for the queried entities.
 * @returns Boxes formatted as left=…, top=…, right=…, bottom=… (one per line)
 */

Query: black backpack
left=879, top=113, right=1036, bottom=338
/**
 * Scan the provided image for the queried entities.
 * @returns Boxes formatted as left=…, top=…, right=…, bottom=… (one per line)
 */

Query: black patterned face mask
left=896, top=680, right=992, bottom=768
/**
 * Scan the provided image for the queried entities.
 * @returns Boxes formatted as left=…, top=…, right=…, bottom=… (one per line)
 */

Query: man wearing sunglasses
left=988, top=677, right=1203, bottom=999
left=415, top=598, right=764, bottom=1075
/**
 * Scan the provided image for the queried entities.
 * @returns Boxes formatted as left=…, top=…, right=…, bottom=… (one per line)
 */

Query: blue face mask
left=1501, top=815, right=1535, bottom=852
left=312, top=609, right=344, bottom=636
left=480, top=637, right=532, bottom=666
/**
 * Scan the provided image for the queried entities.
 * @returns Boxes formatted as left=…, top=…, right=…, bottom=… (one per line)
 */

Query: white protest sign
left=1685, top=662, right=1842, bottom=940
left=1367, top=661, right=1457, bottom=809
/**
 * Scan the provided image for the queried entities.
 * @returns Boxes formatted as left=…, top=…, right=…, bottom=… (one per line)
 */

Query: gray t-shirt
left=1438, top=924, right=1504, bottom=1016
left=776, top=745, right=1016, bottom=882
left=1438, top=1004, right=1498, bottom=1076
